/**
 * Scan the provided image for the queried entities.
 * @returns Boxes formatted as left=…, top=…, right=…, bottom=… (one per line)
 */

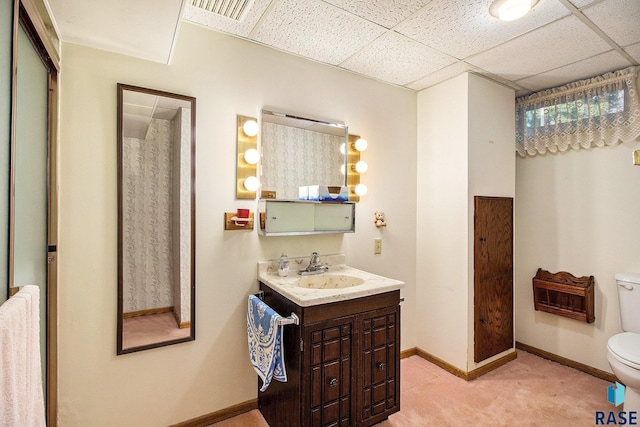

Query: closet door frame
left=8, top=0, right=59, bottom=424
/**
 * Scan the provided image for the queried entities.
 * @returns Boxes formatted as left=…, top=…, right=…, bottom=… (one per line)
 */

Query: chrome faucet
left=298, top=252, right=328, bottom=275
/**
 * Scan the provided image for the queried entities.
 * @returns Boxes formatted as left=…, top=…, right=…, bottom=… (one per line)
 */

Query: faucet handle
left=309, top=252, right=320, bottom=265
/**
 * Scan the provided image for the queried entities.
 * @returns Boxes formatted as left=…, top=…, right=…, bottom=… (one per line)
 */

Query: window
left=516, top=66, right=640, bottom=156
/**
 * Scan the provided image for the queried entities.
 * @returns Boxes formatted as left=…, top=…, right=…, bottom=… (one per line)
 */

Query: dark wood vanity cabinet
left=258, top=283, right=400, bottom=427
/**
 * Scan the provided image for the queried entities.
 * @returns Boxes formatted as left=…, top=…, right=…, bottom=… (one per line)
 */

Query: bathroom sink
left=296, top=274, right=365, bottom=290
left=257, top=254, right=404, bottom=306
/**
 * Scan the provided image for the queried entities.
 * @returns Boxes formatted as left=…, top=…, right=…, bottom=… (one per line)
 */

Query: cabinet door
left=358, top=305, right=400, bottom=426
left=304, top=318, right=354, bottom=427
left=314, top=203, right=354, bottom=231
left=474, top=196, right=513, bottom=363
left=265, top=202, right=315, bottom=233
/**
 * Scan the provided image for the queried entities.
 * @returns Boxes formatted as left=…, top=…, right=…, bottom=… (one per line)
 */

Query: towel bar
left=252, top=291, right=299, bottom=326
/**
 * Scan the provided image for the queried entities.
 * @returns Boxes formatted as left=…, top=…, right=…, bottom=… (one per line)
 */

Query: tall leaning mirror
left=117, top=84, right=196, bottom=354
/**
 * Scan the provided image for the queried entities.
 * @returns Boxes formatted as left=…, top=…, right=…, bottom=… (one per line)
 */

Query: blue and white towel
left=247, top=295, right=287, bottom=392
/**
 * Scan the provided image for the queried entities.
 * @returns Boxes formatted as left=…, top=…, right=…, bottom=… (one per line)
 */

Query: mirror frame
left=116, top=83, right=196, bottom=354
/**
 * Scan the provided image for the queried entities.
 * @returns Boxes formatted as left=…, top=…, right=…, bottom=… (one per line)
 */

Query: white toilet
left=607, top=273, right=640, bottom=412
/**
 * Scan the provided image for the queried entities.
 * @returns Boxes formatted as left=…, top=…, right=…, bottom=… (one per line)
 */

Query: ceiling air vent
left=190, top=0, right=254, bottom=22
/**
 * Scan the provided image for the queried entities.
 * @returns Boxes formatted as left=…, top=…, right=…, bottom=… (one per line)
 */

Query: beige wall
left=57, top=23, right=417, bottom=426
left=515, top=138, right=640, bottom=373
left=416, top=73, right=515, bottom=372
left=416, top=74, right=470, bottom=370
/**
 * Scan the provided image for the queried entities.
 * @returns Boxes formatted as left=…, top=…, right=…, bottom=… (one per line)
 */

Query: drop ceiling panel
left=515, top=49, right=631, bottom=92
left=48, top=0, right=184, bottom=64
left=567, top=0, right=601, bottom=7
left=583, top=0, right=640, bottom=47
left=322, top=0, right=432, bottom=29
left=406, top=62, right=478, bottom=91
left=466, top=15, right=612, bottom=81
left=626, top=42, right=640, bottom=62
left=252, top=0, right=387, bottom=65
left=341, top=31, right=457, bottom=85
left=396, top=0, right=569, bottom=60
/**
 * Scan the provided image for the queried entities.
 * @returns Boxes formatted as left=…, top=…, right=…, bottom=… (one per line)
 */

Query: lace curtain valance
left=516, top=66, right=640, bottom=156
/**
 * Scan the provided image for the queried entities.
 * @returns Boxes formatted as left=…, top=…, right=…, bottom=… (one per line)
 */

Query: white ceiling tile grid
left=49, top=0, right=640, bottom=93
left=406, top=61, right=478, bottom=91
left=515, top=49, right=632, bottom=92
left=252, top=0, right=387, bottom=65
left=582, top=0, right=640, bottom=47
left=395, top=0, right=570, bottom=60
left=466, top=14, right=614, bottom=81
left=341, top=31, right=457, bottom=85
left=322, top=0, right=432, bottom=29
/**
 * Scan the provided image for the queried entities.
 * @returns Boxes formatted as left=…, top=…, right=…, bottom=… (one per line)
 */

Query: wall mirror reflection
left=260, top=110, right=348, bottom=199
left=117, top=84, right=195, bottom=354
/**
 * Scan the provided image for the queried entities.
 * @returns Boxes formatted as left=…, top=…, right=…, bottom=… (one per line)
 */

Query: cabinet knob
left=377, top=362, right=386, bottom=371
left=329, top=378, right=338, bottom=388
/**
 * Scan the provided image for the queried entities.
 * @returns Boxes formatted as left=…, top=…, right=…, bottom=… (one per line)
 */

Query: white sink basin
left=257, top=255, right=404, bottom=306
left=296, top=274, right=365, bottom=290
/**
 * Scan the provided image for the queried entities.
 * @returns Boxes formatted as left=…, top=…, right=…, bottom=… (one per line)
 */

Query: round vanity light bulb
left=340, top=164, right=346, bottom=175
left=355, top=160, right=368, bottom=174
left=354, top=138, right=368, bottom=152
left=244, top=148, right=260, bottom=165
left=340, top=143, right=346, bottom=155
left=243, top=119, right=259, bottom=137
left=354, top=183, right=368, bottom=196
left=243, top=176, right=260, bottom=192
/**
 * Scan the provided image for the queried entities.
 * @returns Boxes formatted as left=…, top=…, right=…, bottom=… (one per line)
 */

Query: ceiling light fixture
left=489, top=0, right=539, bottom=21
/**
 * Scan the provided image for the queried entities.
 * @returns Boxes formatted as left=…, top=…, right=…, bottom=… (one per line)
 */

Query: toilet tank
left=615, top=273, right=640, bottom=333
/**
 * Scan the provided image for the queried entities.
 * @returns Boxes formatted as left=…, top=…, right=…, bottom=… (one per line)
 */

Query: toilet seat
left=608, top=332, right=640, bottom=370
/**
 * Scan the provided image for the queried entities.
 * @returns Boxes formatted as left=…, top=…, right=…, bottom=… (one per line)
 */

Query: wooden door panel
left=306, top=318, right=353, bottom=427
left=474, top=196, right=514, bottom=363
left=475, top=274, right=513, bottom=362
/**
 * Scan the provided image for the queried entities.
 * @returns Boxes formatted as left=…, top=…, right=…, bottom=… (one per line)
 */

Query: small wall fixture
left=634, top=150, right=640, bottom=166
left=489, top=0, right=539, bottom=21
left=236, top=115, right=259, bottom=199
left=224, top=210, right=255, bottom=230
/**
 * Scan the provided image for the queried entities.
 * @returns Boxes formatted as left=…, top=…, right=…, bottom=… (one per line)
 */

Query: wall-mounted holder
left=532, top=268, right=595, bottom=323
left=224, top=212, right=255, bottom=230
left=634, top=150, right=640, bottom=165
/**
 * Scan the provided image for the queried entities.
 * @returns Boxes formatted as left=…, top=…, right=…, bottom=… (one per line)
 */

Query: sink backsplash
left=260, top=253, right=345, bottom=276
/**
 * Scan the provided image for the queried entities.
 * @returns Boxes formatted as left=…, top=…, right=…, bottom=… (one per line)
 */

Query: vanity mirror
left=117, top=84, right=195, bottom=354
left=260, top=110, right=349, bottom=200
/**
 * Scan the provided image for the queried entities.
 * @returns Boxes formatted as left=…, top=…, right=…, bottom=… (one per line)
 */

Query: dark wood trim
left=515, top=341, right=616, bottom=383
left=414, top=347, right=517, bottom=381
left=302, top=290, right=400, bottom=324
left=169, top=399, right=258, bottom=427
left=400, top=348, right=417, bottom=359
left=467, top=350, right=517, bottom=380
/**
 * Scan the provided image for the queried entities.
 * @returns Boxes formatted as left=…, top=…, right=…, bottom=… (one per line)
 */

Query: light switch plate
left=374, top=238, right=382, bottom=254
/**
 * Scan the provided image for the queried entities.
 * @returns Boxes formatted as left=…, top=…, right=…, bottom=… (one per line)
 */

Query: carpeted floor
left=212, top=350, right=614, bottom=426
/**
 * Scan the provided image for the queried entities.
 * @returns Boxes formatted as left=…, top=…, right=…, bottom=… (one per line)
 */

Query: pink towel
left=0, top=285, right=46, bottom=427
